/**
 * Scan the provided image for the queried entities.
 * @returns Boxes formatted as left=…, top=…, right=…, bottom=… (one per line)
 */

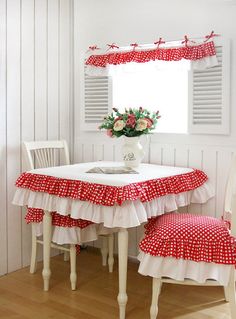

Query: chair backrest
left=224, top=153, right=236, bottom=236
left=23, top=140, right=70, bottom=170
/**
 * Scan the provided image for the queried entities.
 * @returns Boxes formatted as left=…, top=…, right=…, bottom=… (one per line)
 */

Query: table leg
left=117, top=228, right=128, bottom=319
left=42, top=210, right=52, bottom=291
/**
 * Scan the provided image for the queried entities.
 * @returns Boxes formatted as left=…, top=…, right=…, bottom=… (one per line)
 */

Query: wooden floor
left=0, top=248, right=232, bottom=319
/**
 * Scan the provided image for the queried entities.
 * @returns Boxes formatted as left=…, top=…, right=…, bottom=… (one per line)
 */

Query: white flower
left=113, top=120, right=125, bottom=131
left=136, top=119, right=148, bottom=131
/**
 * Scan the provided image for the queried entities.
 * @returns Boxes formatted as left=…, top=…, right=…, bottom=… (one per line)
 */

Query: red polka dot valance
left=85, top=41, right=216, bottom=68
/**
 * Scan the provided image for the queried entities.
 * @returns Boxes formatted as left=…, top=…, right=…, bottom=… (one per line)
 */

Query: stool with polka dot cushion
left=138, top=154, right=236, bottom=319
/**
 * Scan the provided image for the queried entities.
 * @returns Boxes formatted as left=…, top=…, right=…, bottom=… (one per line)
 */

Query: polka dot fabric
left=15, top=169, right=207, bottom=206
left=86, top=41, right=216, bottom=68
left=26, top=207, right=94, bottom=228
left=139, top=213, right=236, bottom=265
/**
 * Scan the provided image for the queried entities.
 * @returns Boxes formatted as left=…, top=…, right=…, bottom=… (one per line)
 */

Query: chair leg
left=108, top=233, right=114, bottom=273
left=30, top=223, right=38, bottom=274
left=224, top=285, right=230, bottom=302
left=63, top=247, right=70, bottom=262
left=69, top=244, right=77, bottom=291
left=101, top=236, right=108, bottom=266
left=227, top=268, right=236, bottom=319
left=150, top=278, right=162, bottom=319
left=42, top=211, right=52, bottom=291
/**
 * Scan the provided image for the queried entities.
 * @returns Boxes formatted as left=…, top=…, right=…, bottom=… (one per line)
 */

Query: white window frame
left=188, top=38, right=230, bottom=135
left=81, top=38, right=230, bottom=135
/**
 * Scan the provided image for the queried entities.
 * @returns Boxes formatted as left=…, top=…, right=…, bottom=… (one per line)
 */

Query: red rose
left=114, top=116, right=122, bottom=123
left=144, top=118, right=153, bottom=128
left=126, top=114, right=136, bottom=128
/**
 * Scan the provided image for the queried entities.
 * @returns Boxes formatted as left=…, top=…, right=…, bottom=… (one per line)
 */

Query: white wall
left=74, top=0, right=236, bottom=146
left=73, top=0, right=236, bottom=256
left=0, top=0, right=73, bottom=276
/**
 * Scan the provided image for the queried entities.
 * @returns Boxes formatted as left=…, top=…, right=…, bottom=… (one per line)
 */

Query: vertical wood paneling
left=175, top=147, right=189, bottom=167
left=0, top=0, right=7, bottom=276
left=188, top=148, right=203, bottom=214
left=162, top=146, right=175, bottom=166
left=7, top=0, right=22, bottom=273
left=72, top=0, right=80, bottom=164
left=59, top=0, right=70, bottom=142
left=141, top=135, right=150, bottom=163
left=35, top=0, right=47, bottom=140
left=201, top=149, right=217, bottom=217
left=216, top=150, right=233, bottom=218
left=82, top=144, right=94, bottom=162
left=149, top=144, right=162, bottom=164
left=174, top=146, right=189, bottom=213
left=93, top=144, right=104, bottom=161
left=103, top=143, right=115, bottom=161
left=0, top=0, right=73, bottom=275
left=48, top=0, right=59, bottom=140
left=21, top=0, right=35, bottom=267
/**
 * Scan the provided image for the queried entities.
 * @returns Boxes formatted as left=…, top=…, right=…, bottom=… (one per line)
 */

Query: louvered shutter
left=81, top=66, right=112, bottom=131
left=188, top=39, right=230, bottom=134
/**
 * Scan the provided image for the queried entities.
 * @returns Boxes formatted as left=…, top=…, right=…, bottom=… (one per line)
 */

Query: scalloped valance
left=85, top=38, right=219, bottom=76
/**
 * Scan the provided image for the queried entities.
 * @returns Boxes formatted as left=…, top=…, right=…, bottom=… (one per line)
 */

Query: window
left=82, top=39, right=230, bottom=135
left=112, top=60, right=190, bottom=134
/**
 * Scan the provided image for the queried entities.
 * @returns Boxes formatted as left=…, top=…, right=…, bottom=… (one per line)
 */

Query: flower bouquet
left=99, top=107, right=161, bottom=138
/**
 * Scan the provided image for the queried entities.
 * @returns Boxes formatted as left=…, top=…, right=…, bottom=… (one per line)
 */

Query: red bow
left=130, top=43, right=138, bottom=50
left=181, top=35, right=196, bottom=47
left=88, top=45, right=100, bottom=51
left=154, top=38, right=165, bottom=47
left=107, top=43, right=119, bottom=50
left=204, top=31, right=220, bottom=42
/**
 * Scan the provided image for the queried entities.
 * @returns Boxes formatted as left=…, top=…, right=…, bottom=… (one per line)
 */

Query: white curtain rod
left=107, top=33, right=220, bottom=50
left=111, top=37, right=207, bottom=51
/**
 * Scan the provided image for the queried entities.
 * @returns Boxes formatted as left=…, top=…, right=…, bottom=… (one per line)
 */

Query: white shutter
left=188, top=39, right=230, bottom=135
left=81, top=66, right=112, bottom=131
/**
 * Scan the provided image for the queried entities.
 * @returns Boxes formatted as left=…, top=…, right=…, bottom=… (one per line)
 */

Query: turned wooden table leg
left=117, top=228, right=128, bottom=319
left=42, top=210, right=52, bottom=291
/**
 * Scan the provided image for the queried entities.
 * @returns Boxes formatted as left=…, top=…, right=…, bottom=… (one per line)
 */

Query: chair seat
left=26, top=207, right=94, bottom=228
left=139, top=213, right=236, bottom=265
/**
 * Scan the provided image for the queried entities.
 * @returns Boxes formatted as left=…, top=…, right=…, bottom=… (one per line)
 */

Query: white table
left=13, top=161, right=214, bottom=319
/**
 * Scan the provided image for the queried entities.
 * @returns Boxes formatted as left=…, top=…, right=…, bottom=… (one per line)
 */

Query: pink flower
left=126, top=114, right=136, bottom=128
left=144, top=118, right=153, bottom=128
left=114, top=120, right=125, bottom=131
left=106, top=129, right=113, bottom=137
left=136, top=119, right=148, bottom=131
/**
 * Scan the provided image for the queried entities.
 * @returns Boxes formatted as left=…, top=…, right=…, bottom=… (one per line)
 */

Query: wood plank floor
left=0, top=247, right=231, bottom=319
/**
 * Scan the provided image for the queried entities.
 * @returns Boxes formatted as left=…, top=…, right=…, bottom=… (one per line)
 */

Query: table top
left=14, top=161, right=208, bottom=207
left=22, top=161, right=195, bottom=187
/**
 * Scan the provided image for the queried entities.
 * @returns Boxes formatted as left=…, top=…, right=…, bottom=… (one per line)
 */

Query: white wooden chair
left=23, top=140, right=114, bottom=290
left=138, top=154, right=236, bottom=319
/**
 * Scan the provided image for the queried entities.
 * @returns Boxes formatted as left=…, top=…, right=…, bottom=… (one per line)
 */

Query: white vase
left=122, top=136, right=145, bottom=168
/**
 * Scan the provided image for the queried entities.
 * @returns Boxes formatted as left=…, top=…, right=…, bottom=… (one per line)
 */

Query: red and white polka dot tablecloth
left=13, top=161, right=214, bottom=244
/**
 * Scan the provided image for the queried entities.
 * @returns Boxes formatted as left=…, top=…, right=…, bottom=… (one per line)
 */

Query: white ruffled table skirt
left=13, top=180, right=214, bottom=245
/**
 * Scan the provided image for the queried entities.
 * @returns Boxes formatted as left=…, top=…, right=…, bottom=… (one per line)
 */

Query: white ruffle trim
left=13, top=181, right=214, bottom=228
left=33, top=222, right=119, bottom=245
left=137, top=251, right=232, bottom=286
